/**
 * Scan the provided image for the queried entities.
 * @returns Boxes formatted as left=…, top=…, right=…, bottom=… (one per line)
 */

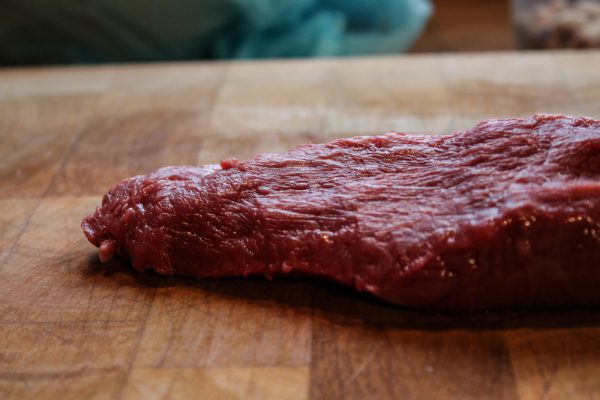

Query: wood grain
left=0, top=198, right=37, bottom=263
left=1, top=51, right=600, bottom=400
left=132, top=280, right=312, bottom=369
left=507, top=328, right=600, bottom=399
left=122, top=367, right=309, bottom=400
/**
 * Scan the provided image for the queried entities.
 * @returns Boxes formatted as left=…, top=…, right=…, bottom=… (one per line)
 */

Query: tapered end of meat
left=82, top=166, right=220, bottom=273
left=81, top=174, right=141, bottom=266
left=82, top=215, right=116, bottom=263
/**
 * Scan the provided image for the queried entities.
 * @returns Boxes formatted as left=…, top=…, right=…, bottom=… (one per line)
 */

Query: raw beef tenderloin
left=82, top=114, right=600, bottom=311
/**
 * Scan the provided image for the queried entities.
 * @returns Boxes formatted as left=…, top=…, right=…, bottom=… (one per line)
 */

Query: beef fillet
left=82, top=114, right=600, bottom=311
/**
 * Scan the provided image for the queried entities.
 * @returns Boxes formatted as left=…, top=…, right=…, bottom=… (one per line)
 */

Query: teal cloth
left=0, top=0, right=432, bottom=64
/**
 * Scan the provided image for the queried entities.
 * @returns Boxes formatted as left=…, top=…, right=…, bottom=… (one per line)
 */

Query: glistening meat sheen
left=82, top=114, right=600, bottom=311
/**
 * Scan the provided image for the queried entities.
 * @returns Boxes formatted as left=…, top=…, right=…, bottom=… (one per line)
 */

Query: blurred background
left=2, top=0, right=600, bottom=66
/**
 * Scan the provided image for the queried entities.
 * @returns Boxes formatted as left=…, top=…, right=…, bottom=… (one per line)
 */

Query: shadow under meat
left=83, top=253, right=600, bottom=331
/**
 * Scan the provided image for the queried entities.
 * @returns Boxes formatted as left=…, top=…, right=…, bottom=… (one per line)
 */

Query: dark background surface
left=413, top=0, right=513, bottom=52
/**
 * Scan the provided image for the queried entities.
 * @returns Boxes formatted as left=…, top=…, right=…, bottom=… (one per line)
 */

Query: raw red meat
left=82, top=114, right=600, bottom=311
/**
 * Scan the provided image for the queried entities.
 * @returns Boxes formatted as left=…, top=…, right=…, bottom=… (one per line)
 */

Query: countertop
left=1, top=50, right=600, bottom=399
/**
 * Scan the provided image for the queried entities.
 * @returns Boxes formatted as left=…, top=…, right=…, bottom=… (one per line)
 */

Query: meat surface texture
left=82, top=114, right=600, bottom=311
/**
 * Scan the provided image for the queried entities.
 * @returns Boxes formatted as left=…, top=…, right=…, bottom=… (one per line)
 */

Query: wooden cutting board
left=1, top=50, right=600, bottom=400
